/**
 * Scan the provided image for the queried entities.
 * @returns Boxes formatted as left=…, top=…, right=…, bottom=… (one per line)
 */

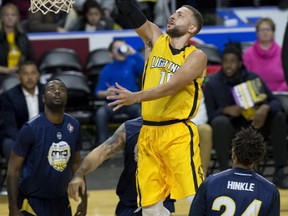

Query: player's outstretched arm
left=67, top=123, right=126, bottom=201
left=117, top=0, right=162, bottom=52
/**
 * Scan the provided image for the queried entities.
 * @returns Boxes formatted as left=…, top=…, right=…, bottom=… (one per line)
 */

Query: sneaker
left=0, top=187, right=7, bottom=196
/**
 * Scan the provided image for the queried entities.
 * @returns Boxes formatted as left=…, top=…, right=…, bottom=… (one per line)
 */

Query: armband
left=117, top=0, right=147, bottom=28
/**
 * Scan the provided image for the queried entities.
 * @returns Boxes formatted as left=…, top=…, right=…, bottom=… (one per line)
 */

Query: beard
left=166, top=25, right=186, bottom=38
left=46, top=99, right=67, bottom=112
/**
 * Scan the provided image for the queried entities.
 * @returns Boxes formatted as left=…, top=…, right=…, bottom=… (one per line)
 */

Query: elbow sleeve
left=117, top=0, right=147, bottom=28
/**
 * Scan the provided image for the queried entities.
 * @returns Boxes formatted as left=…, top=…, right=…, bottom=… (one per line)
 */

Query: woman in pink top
left=243, top=17, right=288, bottom=92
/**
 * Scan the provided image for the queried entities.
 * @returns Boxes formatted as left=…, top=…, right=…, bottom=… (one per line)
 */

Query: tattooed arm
left=67, top=123, right=126, bottom=201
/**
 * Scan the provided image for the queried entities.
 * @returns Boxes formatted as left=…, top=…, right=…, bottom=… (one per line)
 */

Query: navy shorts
left=18, top=191, right=72, bottom=216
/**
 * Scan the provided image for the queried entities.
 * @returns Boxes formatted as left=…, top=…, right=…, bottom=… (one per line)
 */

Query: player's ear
left=188, top=25, right=197, bottom=35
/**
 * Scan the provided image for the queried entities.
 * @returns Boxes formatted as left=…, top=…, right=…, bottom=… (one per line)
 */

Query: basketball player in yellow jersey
left=107, top=1, right=207, bottom=215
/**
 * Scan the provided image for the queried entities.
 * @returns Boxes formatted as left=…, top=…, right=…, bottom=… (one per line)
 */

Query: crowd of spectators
left=204, top=42, right=288, bottom=188
left=1, top=0, right=285, bottom=32
left=1, top=0, right=288, bottom=195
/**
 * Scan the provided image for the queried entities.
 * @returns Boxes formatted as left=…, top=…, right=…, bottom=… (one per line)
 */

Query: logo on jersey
left=48, top=141, right=71, bottom=172
left=67, top=123, right=74, bottom=133
left=57, top=132, right=62, bottom=140
left=150, top=56, right=180, bottom=73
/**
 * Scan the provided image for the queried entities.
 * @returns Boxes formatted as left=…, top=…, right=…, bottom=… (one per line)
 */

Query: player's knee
left=198, top=123, right=212, bottom=134
left=142, top=200, right=171, bottom=216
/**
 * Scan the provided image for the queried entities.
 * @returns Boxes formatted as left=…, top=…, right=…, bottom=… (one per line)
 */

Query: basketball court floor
left=1, top=150, right=288, bottom=215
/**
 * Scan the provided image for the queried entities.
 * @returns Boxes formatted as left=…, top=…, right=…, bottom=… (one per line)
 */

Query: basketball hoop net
left=29, top=0, right=75, bottom=14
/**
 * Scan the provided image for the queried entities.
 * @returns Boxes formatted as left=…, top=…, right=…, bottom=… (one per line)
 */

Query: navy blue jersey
left=116, top=117, right=175, bottom=214
left=189, top=168, right=280, bottom=216
left=13, top=112, right=82, bottom=199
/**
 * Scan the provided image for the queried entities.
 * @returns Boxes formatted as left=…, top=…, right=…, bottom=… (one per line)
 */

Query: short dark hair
left=108, top=38, right=125, bottom=52
left=221, top=41, right=243, bottom=61
left=82, top=0, right=103, bottom=20
left=232, top=127, right=266, bottom=166
left=183, top=5, right=203, bottom=35
left=43, top=78, right=67, bottom=95
left=17, top=61, right=38, bottom=73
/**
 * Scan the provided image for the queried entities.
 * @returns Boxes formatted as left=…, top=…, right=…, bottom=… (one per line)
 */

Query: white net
left=29, top=0, right=75, bottom=14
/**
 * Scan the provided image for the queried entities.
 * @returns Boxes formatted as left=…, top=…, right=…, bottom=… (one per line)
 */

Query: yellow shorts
left=136, top=120, right=204, bottom=207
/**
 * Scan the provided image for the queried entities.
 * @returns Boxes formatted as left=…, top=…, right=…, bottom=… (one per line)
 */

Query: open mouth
left=167, top=20, right=174, bottom=27
left=54, top=96, right=62, bottom=102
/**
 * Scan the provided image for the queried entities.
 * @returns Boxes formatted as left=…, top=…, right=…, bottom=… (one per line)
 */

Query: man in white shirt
left=1, top=61, right=44, bottom=163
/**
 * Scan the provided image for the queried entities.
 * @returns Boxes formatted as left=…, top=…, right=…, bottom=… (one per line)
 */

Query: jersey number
left=212, top=196, right=262, bottom=216
left=159, top=71, right=173, bottom=84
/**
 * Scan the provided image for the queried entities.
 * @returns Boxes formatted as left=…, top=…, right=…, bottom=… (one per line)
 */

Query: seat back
left=86, top=48, right=112, bottom=73
left=38, top=48, right=83, bottom=74
left=0, top=74, right=20, bottom=95
left=274, top=92, right=288, bottom=115
left=86, top=48, right=113, bottom=92
left=195, top=43, right=221, bottom=65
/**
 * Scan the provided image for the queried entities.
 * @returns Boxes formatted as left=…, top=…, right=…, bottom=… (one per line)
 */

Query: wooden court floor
left=0, top=189, right=288, bottom=215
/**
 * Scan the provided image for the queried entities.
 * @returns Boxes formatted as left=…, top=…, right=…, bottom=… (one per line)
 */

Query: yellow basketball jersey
left=141, top=34, right=204, bottom=122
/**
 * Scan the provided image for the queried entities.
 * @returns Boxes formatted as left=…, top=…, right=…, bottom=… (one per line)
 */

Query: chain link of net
left=29, top=0, right=75, bottom=14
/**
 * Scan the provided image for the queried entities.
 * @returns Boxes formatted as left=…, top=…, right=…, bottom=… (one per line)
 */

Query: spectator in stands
left=204, top=42, right=288, bottom=189
left=282, top=17, right=288, bottom=83
left=243, top=17, right=288, bottom=92
left=94, top=39, right=144, bottom=146
left=10, top=0, right=30, bottom=23
left=74, top=0, right=115, bottom=17
left=27, top=9, right=67, bottom=32
left=65, top=0, right=117, bottom=31
left=0, top=3, right=34, bottom=85
left=1, top=61, right=44, bottom=163
left=70, top=0, right=114, bottom=31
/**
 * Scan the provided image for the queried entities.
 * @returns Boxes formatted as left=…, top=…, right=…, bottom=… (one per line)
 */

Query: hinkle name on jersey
left=227, top=181, right=255, bottom=191
left=151, top=56, right=180, bottom=73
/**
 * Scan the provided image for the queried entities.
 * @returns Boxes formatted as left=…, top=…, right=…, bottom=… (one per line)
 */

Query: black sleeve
left=189, top=180, right=207, bottom=216
left=282, top=19, right=288, bottom=83
left=268, top=187, right=280, bottom=216
left=116, top=0, right=147, bottom=28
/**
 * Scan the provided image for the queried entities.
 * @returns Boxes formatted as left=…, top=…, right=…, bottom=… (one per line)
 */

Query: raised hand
left=107, top=83, right=139, bottom=111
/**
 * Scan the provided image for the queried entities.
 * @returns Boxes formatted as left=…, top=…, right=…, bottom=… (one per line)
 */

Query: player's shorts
left=17, top=191, right=72, bottom=216
left=136, top=120, right=204, bottom=207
